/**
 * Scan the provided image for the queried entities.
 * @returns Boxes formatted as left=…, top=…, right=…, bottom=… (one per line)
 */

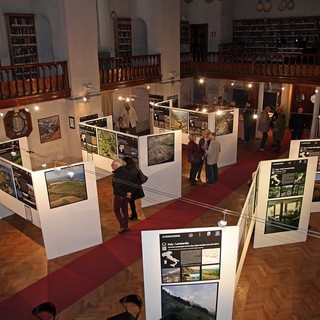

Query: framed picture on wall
left=69, top=116, right=75, bottom=129
left=38, top=115, right=61, bottom=143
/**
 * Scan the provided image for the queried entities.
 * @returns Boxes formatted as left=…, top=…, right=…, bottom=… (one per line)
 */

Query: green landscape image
left=162, top=283, right=217, bottom=320
left=97, top=129, right=117, bottom=159
left=45, top=165, right=87, bottom=209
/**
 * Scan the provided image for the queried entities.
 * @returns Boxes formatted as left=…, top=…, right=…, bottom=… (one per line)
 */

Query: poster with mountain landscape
left=161, top=282, right=218, bottom=319
left=45, top=164, right=87, bottom=209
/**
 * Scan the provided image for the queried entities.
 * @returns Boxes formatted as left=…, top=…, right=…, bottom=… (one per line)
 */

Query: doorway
left=190, top=24, right=208, bottom=59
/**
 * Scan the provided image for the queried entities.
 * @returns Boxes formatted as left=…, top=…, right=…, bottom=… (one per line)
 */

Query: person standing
left=197, top=129, right=211, bottom=182
left=111, top=158, right=132, bottom=233
left=205, top=132, right=221, bottom=184
left=123, top=156, right=144, bottom=220
left=257, top=105, right=271, bottom=151
left=289, top=106, right=308, bottom=140
left=272, top=105, right=286, bottom=153
left=121, top=101, right=138, bottom=135
left=187, top=134, right=201, bottom=186
left=242, top=100, right=254, bottom=143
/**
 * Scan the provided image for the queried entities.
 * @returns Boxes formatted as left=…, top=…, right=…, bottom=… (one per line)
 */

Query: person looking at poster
left=111, top=158, right=132, bottom=233
left=121, top=101, right=138, bottom=135
left=205, top=132, right=221, bottom=184
left=289, top=106, right=308, bottom=140
left=197, top=129, right=211, bottom=182
left=123, top=156, right=145, bottom=220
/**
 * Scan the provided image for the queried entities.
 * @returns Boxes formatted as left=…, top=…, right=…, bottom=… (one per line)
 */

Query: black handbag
left=138, top=169, right=148, bottom=184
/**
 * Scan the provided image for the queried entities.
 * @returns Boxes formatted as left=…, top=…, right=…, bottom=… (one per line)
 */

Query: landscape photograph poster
left=159, top=230, right=221, bottom=319
left=188, top=112, right=208, bottom=137
left=265, top=160, right=308, bottom=234
left=117, top=133, right=138, bottom=163
left=161, top=282, right=218, bottom=320
left=265, top=197, right=302, bottom=234
left=0, top=159, right=16, bottom=198
left=12, top=166, right=37, bottom=209
left=45, top=164, right=87, bottom=209
left=147, top=133, right=174, bottom=166
left=38, top=115, right=61, bottom=143
left=215, top=110, right=234, bottom=136
left=80, top=124, right=98, bottom=154
left=298, top=140, right=320, bottom=201
left=154, top=106, right=170, bottom=129
left=97, top=129, right=117, bottom=159
left=170, top=109, right=188, bottom=133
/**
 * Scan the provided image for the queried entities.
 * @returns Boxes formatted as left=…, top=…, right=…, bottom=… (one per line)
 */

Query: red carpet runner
left=0, top=135, right=290, bottom=319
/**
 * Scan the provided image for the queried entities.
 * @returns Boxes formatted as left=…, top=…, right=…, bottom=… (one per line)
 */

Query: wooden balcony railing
left=0, top=61, right=70, bottom=109
left=99, top=54, right=162, bottom=90
left=181, top=52, right=320, bottom=85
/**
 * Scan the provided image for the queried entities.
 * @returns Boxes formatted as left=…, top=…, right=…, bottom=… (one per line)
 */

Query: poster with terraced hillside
left=45, top=164, right=87, bottom=209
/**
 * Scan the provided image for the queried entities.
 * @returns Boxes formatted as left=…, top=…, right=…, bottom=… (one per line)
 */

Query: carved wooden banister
left=181, top=52, right=320, bottom=85
left=99, top=54, right=162, bottom=90
left=0, top=61, right=70, bottom=109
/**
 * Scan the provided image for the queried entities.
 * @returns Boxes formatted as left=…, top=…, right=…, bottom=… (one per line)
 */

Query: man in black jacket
left=111, top=158, right=132, bottom=233
left=289, top=106, right=308, bottom=140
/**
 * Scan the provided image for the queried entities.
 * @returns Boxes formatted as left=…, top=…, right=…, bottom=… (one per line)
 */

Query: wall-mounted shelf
left=5, top=13, right=38, bottom=65
left=180, top=21, right=190, bottom=45
left=114, top=17, right=132, bottom=57
left=232, top=16, right=320, bottom=53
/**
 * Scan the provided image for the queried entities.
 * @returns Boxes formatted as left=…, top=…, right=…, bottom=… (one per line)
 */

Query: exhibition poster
left=0, top=140, right=22, bottom=165
left=117, top=133, right=138, bottom=163
left=0, top=159, right=16, bottom=198
left=159, top=230, right=221, bottom=319
left=147, top=133, right=174, bottom=166
left=170, top=109, right=188, bottom=133
left=80, top=124, right=98, bottom=154
left=154, top=106, right=170, bottom=130
left=97, top=129, right=117, bottom=159
left=189, top=112, right=209, bottom=137
left=12, top=166, right=37, bottom=209
left=45, top=164, right=87, bottom=209
left=298, top=140, right=320, bottom=201
left=265, top=160, right=308, bottom=234
left=215, top=110, right=234, bottom=136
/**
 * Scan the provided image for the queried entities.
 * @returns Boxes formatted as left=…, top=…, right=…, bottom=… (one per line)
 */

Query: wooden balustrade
left=1, top=51, right=319, bottom=109
left=99, top=54, right=162, bottom=90
left=181, top=52, right=320, bottom=85
left=0, top=61, right=70, bottom=108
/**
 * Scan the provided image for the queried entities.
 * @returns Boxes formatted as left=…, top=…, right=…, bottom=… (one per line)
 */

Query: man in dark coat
left=289, top=106, right=308, bottom=140
left=111, top=158, right=132, bottom=233
left=123, top=156, right=144, bottom=220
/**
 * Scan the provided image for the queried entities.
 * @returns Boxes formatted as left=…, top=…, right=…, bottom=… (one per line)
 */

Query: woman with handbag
left=187, top=134, right=201, bottom=186
left=123, top=156, right=145, bottom=220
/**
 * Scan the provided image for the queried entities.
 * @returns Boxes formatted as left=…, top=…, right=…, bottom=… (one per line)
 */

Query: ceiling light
left=286, top=0, right=295, bottom=10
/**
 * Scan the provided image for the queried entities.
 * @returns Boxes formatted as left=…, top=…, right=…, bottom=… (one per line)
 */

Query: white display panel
left=253, top=157, right=317, bottom=248
left=142, top=226, right=239, bottom=320
left=139, top=131, right=182, bottom=207
left=32, top=160, right=102, bottom=259
left=152, top=105, right=238, bottom=168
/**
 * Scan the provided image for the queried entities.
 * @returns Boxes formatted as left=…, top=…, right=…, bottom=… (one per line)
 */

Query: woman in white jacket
left=205, top=132, right=221, bottom=184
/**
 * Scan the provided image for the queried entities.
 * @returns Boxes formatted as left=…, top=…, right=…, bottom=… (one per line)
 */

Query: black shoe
left=129, top=216, right=137, bottom=220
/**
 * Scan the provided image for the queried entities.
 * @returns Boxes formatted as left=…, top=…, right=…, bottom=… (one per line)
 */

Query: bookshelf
left=4, top=13, right=38, bottom=65
left=232, top=16, right=320, bottom=53
left=180, top=21, right=190, bottom=44
left=114, top=17, right=132, bottom=57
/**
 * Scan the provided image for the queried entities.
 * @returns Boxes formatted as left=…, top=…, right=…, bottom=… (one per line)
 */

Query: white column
left=255, top=82, right=265, bottom=138
left=310, top=87, right=320, bottom=138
